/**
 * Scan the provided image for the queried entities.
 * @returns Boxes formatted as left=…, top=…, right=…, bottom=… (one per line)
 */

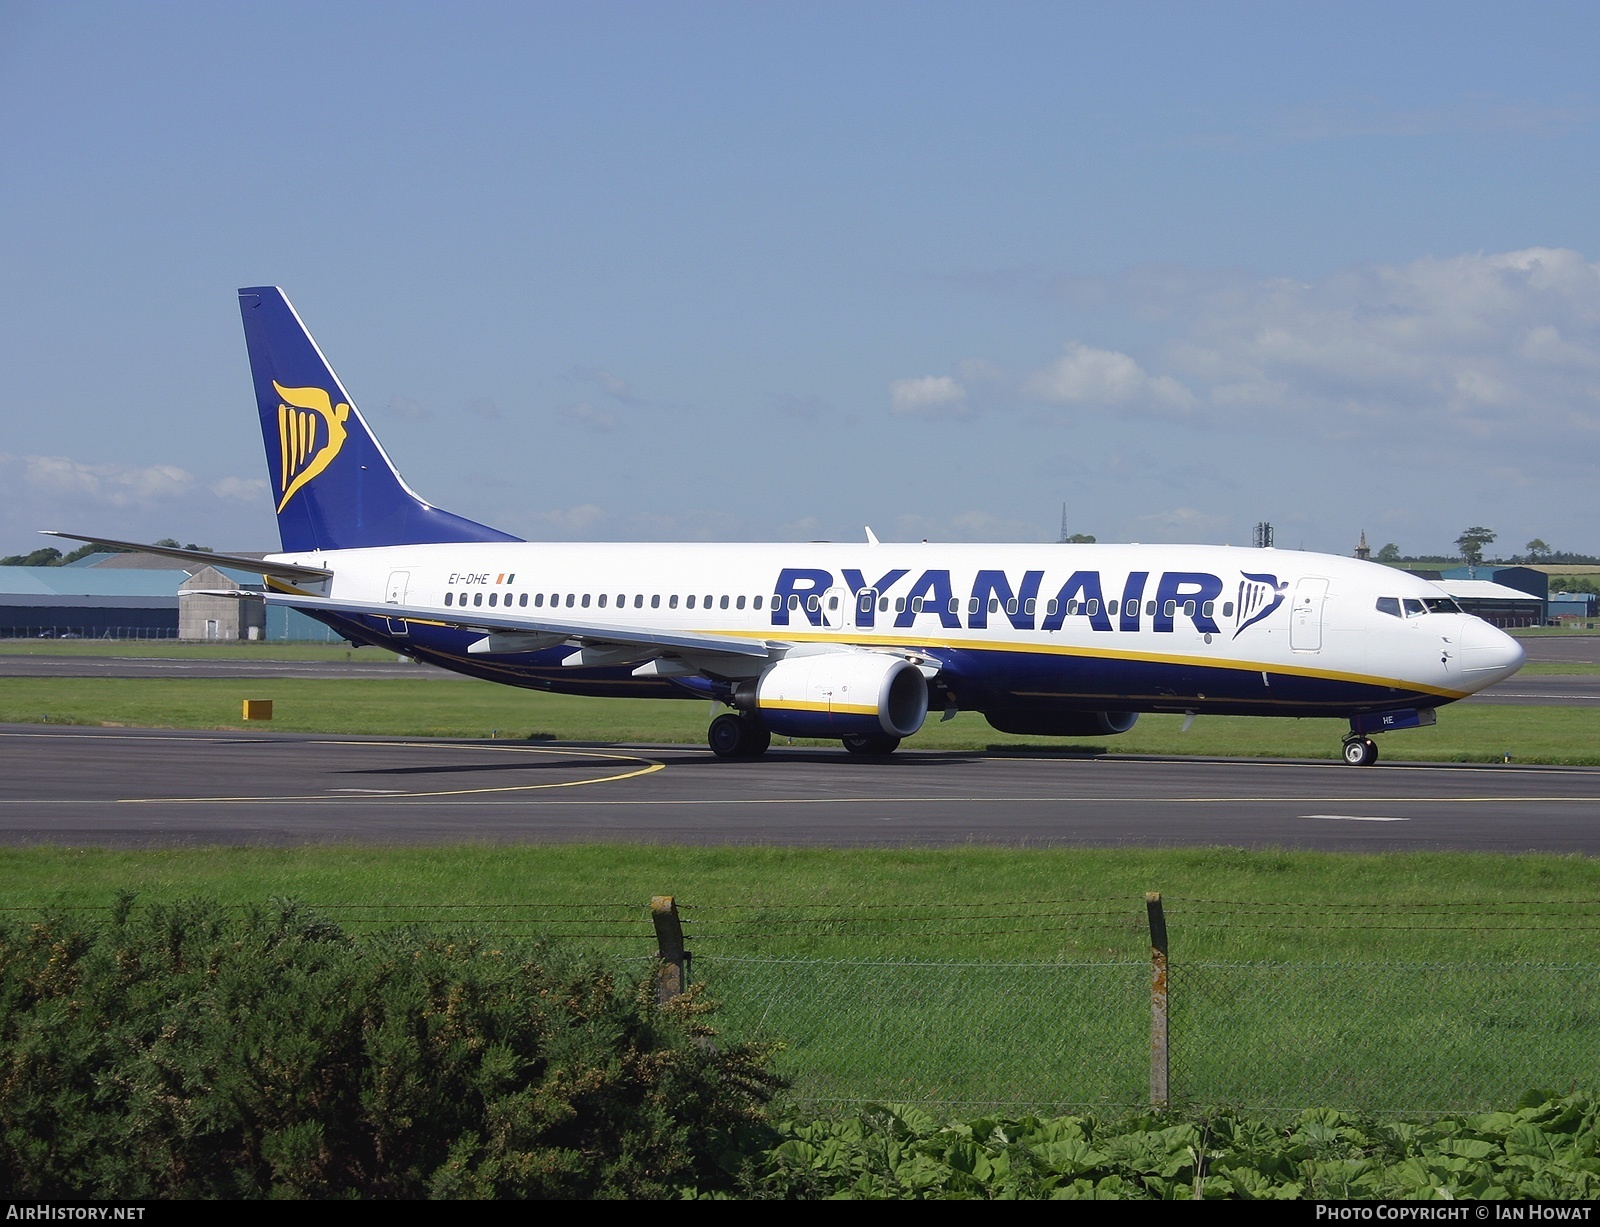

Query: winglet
left=865, top=526, right=880, bottom=547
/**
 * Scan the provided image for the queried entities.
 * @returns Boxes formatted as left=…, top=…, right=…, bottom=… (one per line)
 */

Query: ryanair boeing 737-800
left=46, top=287, right=1525, bottom=766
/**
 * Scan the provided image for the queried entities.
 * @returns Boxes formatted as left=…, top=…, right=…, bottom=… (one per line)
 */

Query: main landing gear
left=708, top=713, right=771, bottom=759
left=842, top=734, right=901, bottom=756
left=1341, top=737, right=1379, bottom=767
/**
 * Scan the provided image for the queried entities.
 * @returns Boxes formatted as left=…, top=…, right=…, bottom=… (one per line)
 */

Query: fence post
left=651, top=895, right=688, bottom=1005
left=1147, top=891, right=1169, bottom=1107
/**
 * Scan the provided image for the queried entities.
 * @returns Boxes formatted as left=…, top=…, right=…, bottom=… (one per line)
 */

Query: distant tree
left=1525, top=538, right=1552, bottom=561
left=0, top=547, right=63, bottom=567
left=1455, top=526, right=1497, bottom=567
left=1064, top=533, right=1096, bottom=544
left=152, top=538, right=212, bottom=553
left=1376, top=542, right=1401, bottom=564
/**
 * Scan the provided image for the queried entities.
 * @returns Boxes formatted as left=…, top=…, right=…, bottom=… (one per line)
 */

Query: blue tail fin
left=238, top=287, right=521, bottom=552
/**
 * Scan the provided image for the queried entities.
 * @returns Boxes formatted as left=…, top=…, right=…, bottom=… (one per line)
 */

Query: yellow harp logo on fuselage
left=274, top=381, right=351, bottom=512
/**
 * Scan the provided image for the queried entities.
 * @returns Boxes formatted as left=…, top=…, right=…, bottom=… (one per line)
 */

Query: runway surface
left=3, top=724, right=1598, bottom=853
left=1522, top=635, right=1600, bottom=664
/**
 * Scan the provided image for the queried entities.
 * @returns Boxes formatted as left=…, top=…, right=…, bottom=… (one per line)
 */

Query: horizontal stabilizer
left=40, top=532, right=332, bottom=582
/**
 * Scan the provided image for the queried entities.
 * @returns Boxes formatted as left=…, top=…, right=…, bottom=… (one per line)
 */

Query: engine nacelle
left=739, top=652, right=930, bottom=740
left=984, top=710, right=1139, bottom=737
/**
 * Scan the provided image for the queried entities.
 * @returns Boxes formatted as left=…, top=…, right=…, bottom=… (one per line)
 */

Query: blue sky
left=2, top=1, right=1598, bottom=557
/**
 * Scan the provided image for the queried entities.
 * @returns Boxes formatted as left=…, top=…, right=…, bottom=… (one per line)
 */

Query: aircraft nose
left=1457, top=617, right=1525, bottom=686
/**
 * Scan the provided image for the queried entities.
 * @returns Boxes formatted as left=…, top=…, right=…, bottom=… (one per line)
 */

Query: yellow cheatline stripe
left=682, top=625, right=1471, bottom=701
left=758, top=698, right=878, bottom=715
left=113, top=742, right=663, bottom=804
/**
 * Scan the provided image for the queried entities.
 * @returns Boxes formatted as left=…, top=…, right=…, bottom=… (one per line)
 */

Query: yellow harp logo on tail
left=274, top=381, right=350, bottom=512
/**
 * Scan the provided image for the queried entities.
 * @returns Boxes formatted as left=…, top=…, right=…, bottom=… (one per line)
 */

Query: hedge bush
left=0, top=898, right=781, bottom=1198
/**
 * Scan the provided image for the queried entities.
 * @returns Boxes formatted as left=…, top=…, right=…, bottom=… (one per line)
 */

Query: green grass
left=2, top=675, right=1598, bottom=762
left=3, top=844, right=1598, bottom=964
left=4, top=844, right=1597, bottom=1113
left=0, top=639, right=367, bottom=661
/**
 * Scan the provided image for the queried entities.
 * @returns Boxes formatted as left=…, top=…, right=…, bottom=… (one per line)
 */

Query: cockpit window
left=1424, top=597, right=1462, bottom=614
left=1376, top=596, right=1401, bottom=618
left=1402, top=598, right=1426, bottom=618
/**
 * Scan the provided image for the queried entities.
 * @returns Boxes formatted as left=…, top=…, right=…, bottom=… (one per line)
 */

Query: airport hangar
left=0, top=551, right=339, bottom=641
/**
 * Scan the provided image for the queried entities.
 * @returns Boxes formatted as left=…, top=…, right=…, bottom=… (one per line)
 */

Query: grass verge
left=2, top=675, right=1598, bottom=762
left=5, top=845, right=1598, bottom=1114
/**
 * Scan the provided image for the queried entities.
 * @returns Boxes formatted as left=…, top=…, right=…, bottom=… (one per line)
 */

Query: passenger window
left=1403, top=598, right=1425, bottom=617
left=1146, top=601, right=1156, bottom=616
left=1086, top=599, right=1099, bottom=616
left=879, top=597, right=888, bottom=612
left=1201, top=601, right=1213, bottom=617
left=519, top=593, right=528, bottom=607
left=1376, top=596, right=1402, bottom=618
left=1222, top=601, right=1234, bottom=618
left=565, top=594, right=575, bottom=608
left=1047, top=599, right=1059, bottom=615
left=1107, top=599, right=1119, bottom=616
left=828, top=596, right=838, bottom=611
left=686, top=595, right=696, bottom=609
left=581, top=594, right=591, bottom=608
left=895, top=597, right=906, bottom=613
left=669, top=595, right=678, bottom=609
left=736, top=595, right=746, bottom=610
left=988, top=598, right=1000, bottom=614
left=1164, top=600, right=1177, bottom=617
left=948, top=597, right=960, bottom=614
left=1067, top=600, right=1079, bottom=615
left=489, top=593, right=498, bottom=607
left=968, top=597, right=980, bottom=614
left=444, top=592, right=453, bottom=606
left=721, top=595, right=730, bottom=610
left=911, top=597, right=924, bottom=613
left=596, top=594, right=605, bottom=608
left=806, top=594, right=820, bottom=612
left=1005, top=598, right=1018, bottom=615
left=651, top=595, right=660, bottom=609
left=634, top=594, right=643, bottom=608
left=1182, top=600, right=1195, bottom=617
left=1024, top=598, right=1035, bottom=615
left=534, top=593, right=544, bottom=608
left=754, top=595, right=763, bottom=610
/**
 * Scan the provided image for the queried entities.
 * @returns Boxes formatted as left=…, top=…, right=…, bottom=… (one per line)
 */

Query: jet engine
left=984, top=710, right=1139, bottom=737
left=734, top=652, right=930, bottom=740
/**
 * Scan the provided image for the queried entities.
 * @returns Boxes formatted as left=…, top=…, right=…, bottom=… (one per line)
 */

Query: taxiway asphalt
left=3, top=724, right=1598, bottom=853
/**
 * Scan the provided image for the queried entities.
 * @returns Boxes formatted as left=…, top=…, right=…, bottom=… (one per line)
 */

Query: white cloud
left=1023, top=343, right=1195, bottom=412
left=210, top=476, right=269, bottom=502
left=19, top=455, right=194, bottom=504
left=560, top=401, right=617, bottom=432
left=890, top=374, right=967, bottom=416
left=386, top=394, right=428, bottom=421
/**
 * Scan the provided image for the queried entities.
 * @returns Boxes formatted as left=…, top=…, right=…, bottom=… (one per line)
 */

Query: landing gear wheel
left=1342, top=737, right=1378, bottom=767
left=708, top=713, right=769, bottom=759
left=842, top=734, right=901, bottom=756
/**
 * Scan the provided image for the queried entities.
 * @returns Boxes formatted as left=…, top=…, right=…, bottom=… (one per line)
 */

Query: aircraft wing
left=242, top=590, right=776, bottom=660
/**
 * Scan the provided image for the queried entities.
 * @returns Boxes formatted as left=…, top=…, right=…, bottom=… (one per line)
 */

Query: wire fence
left=13, top=894, right=1599, bottom=1115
